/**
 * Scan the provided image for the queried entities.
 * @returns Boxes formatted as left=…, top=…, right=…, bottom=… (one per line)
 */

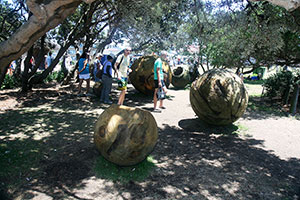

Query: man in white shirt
left=114, top=47, right=131, bottom=105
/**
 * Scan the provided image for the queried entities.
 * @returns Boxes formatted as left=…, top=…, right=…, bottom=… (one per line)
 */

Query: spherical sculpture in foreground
left=94, top=104, right=158, bottom=166
left=171, top=65, right=191, bottom=89
left=129, top=55, right=172, bottom=95
left=190, top=69, right=248, bottom=125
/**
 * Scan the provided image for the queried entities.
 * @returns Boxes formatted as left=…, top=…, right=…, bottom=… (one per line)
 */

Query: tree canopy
left=0, top=0, right=300, bottom=87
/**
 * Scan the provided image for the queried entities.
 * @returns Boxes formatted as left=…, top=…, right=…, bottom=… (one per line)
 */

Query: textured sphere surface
left=171, top=65, right=190, bottom=89
left=190, top=69, right=248, bottom=125
left=93, top=82, right=102, bottom=97
left=129, top=55, right=172, bottom=95
left=94, top=104, right=158, bottom=166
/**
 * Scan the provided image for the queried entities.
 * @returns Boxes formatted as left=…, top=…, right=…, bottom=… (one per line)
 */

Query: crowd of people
left=76, top=47, right=168, bottom=112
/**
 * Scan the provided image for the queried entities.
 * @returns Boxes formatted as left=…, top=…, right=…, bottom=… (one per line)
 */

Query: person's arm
left=114, top=55, right=120, bottom=77
left=157, top=65, right=162, bottom=87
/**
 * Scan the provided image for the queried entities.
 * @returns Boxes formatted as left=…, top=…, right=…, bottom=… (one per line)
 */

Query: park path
left=139, top=85, right=300, bottom=161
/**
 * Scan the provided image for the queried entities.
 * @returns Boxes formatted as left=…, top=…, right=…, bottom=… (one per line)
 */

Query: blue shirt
left=154, top=58, right=163, bottom=80
left=103, top=60, right=112, bottom=77
left=46, top=56, right=52, bottom=67
left=78, top=58, right=89, bottom=74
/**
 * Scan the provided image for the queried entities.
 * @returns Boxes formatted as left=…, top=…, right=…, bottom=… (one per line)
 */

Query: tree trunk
left=0, top=0, right=83, bottom=87
left=290, top=83, right=300, bottom=115
left=21, top=46, right=34, bottom=92
left=29, top=39, right=75, bottom=85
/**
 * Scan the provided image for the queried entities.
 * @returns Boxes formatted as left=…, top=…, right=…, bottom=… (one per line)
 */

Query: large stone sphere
left=129, top=55, right=172, bottom=95
left=171, top=65, right=191, bottom=89
left=93, top=82, right=102, bottom=97
left=94, top=104, right=158, bottom=166
left=190, top=69, right=248, bottom=125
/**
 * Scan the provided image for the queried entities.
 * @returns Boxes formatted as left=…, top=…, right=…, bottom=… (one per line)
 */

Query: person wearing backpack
left=115, top=47, right=132, bottom=105
left=100, top=55, right=114, bottom=104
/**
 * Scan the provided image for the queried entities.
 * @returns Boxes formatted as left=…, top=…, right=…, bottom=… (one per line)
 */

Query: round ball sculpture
left=171, top=65, right=191, bottom=89
left=129, top=55, right=172, bottom=95
left=94, top=104, right=158, bottom=166
left=190, top=69, right=248, bottom=126
left=93, top=82, right=102, bottom=97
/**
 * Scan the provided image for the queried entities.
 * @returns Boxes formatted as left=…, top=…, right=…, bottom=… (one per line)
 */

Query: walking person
left=77, top=52, right=91, bottom=96
left=153, top=51, right=168, bottom=112
left=100, top=55, right=114, bottom=104
left=115, top=47, right=132, bottom=105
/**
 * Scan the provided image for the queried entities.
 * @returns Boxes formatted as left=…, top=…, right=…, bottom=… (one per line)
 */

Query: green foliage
left=94, top=156, right=156, bottom=183
left=1, top=74, right=19, bottom=89
left=0, top=1, right=26, bottom=42
left=44, top=71, right=65, bottom=83
left=263, top=70, right=300, bottom=100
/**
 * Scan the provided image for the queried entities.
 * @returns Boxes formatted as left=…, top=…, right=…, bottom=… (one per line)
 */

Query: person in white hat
left=115, top=47, right=132, bottom=105
left=93, top=53, right=103, bottom=82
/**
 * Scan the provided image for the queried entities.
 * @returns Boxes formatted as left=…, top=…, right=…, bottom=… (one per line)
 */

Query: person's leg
left=154, top=88, right=158, bottom=109
left=105, top=78, right=113, bottom=102
left=118, top=90, right=126, bottom=105
left=159, top=99, right=164, bottom=108
left=104, top=77, right=112, bottom=102
left=86, top=79, right=90, bottom=94
left=78, top=79, right=83, bottom=94
left=100, top=77, right=107, bottom=102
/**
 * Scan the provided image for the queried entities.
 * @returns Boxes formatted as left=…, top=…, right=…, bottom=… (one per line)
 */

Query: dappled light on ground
left=0, top=83, right=299, bottom=199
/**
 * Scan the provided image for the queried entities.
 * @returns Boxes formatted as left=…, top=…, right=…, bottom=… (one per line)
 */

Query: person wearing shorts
left=153, top=51, right=168, bottom=112
left=115, top=47, right=131, bottom=105
left=77, top=52, right=91, bottom=95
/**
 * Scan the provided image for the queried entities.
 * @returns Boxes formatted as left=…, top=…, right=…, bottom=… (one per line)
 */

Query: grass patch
left=94, top=156, right=156, bottom=183
left=0, top=139, right=43, bottom=190
left=243, top=79, right=265, bottom=85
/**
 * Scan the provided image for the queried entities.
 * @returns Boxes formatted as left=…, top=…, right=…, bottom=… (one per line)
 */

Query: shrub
left=44, top=71, right=65, bottom=83
left=1, top=74, right=19, bottom=89
left=263, top=70, right=300, bottom=102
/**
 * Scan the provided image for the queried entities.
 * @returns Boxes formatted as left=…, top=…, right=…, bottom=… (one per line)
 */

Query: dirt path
left=0, top=83, right=299, bottom=200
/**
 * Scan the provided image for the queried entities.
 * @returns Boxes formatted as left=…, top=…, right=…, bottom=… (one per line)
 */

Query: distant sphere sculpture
left=93, top=82, right=102, bottom=97
left=129, top=55, right=172, bottom=95
left=190, top=69, right=248, bottom=125
left=171, top=65, right=190, bottom=89
left=94, top=105, right=158, bottom=166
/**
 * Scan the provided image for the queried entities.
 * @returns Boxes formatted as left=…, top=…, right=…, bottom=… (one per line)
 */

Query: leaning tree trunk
left=0, top=0, right=90, bottom=87
left=290, top=83, right=300, bottom=115
left=21, top=46, right=34, bottom=92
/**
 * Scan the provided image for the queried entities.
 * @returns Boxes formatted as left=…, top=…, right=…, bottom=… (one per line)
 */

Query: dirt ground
left=0, top=81, right=300, bottom=200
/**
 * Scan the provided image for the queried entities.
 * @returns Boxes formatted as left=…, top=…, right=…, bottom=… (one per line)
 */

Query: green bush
left=1, top=74, right=19, bottom=89
left=263, top=70, right=300, bottom=101
left=44, top=71, right=65, bottom=83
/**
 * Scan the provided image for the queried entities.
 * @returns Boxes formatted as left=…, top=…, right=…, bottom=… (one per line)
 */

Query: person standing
left=115, top=47, right=132, bottom=105
left=93, top=53, right=103, bottom=82
left=153, top=51, right=168, bottom=112
left=77, top=52, right=91, bottom=96
left=45, top=52, right=53, bottom=69
left=100, top=55, right=114, bottom=104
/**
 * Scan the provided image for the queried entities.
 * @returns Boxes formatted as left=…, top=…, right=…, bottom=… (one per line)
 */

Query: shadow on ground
left=1, top=106, right=299, bottom=199
left=0, top=83, right=299, bottom=199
